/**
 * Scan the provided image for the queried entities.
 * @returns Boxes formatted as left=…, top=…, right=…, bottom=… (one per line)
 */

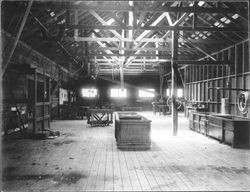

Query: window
left=110, top=88, right=127, bottom=98
left=139, top=89, right=155, bottom=98
left=59, top=88, right=68, bottom=104
left=166, top=88, right=171, bottom=96
left=166, top=89, right=183, bottom=97
left=81, top=88, right=97, bottom=98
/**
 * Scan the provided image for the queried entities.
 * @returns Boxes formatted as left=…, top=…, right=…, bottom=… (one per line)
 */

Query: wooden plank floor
left=2, top=112, right=250, bottom=191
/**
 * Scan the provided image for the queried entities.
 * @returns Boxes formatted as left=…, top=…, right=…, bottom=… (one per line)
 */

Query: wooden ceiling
left=1, top=1, right=248, bottom=77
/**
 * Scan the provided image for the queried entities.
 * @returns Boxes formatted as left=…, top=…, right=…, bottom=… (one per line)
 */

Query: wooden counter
left=189, top=111, right=250, bottom=149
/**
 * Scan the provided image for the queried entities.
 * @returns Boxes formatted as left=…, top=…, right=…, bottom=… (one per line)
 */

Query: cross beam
left=69, top=25, right=246, bottom=32
left=33, top=4, right=242, bottom=14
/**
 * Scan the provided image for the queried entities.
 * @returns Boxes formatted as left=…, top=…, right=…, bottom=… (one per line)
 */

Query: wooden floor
left=2, top=112, right=250, bottom=191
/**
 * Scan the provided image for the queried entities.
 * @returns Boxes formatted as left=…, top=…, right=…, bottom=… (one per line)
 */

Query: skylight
left=232, top=14, right=239, bottom=19
left=224, top=19, right=231, bottom=24
left=106, top=18, right=115, bottom=25
left=202, top=36, right=207, bottom=39
left=57, top=19, right=65, bottom=24
left=220, top=17, right=227, bottom=22
left=198, top=1, right=205, bottom=6
left=214, top=21, right=220, bottom=26
left=50, top=12, right=55, bottom=17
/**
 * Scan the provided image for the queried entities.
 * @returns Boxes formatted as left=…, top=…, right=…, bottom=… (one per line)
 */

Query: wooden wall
left=1, top=31, right=77, bottom=132
left=184, top=40, right=250, bottom=118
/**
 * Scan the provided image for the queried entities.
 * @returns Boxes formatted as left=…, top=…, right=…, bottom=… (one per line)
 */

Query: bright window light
left=220, top=17, right=227, bottom=22
left=214, top=21, right=220, bottom=26
left=224, top=19, right=231, bottom=24
left=177, top=89, right=183, bottom=98
left=166, top=89, right=171, bottom=96
left=81, top=88, right=97, bottom=98
left=166, top=89, right=183, bottom=97
left=202, top=36, right=207, bottom=39
left=139, top=89, right=155, bottom=98
left=106, top=18, right=115, bottom=25
left=110, top=88, right=127, bottom=98
left=198, top=1, right=205, bottom=6
left=232, top=14, right=239, bottom=19
left=218, top=23, right=224, bottom=28
left=50, top=12, right=55, bottom=17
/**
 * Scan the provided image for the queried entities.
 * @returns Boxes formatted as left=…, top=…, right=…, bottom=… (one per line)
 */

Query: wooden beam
left=33, top=70, right=37, bottom=133
left=67, top=36, right=236, bottom=43
left=33, top=4, right=241, bottom=14
left=81, top=53, right=172, bottom=57
left=86, top=46, right=199, bottom=52
left=2, top=0, right=33, bottom=76
left=69, top=24, right=246, bottom=32
left=98, top=69, right=158, bottom=75
left=179, top=34, right=217, bottom=61
left=29, top=12, right=80, bottom=67
left=74, top=10, right=78, bottom=38
left=171, top=30, right=178, bottom=136
left=89, top=11, right=123, bottom=40
left=177, top=60, right=232, bottom=65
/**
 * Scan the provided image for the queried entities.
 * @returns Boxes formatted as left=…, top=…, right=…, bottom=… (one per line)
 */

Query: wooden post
left=33, top=70, right=37, bottom=133
left=248, top=0, right=250, bottom=118
left=171, top=31, right=178, bottom=136
left=43, top=59, right=45, bottom=130
left=159, top=64, right=164, bottom=100
left=120, top=62, right=124, bottom=89
left=2, top=0, right=33, bottom=75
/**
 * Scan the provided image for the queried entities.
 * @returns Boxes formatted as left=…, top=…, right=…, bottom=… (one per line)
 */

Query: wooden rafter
left=68, top=24, right=246, bottom=32
left=32, top=4, right=243, bottom=14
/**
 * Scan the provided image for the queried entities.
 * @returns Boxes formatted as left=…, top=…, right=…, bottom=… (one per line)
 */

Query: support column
left=120, top=62, right=124, bottom=89
left=171, top=31, right=178, bottom=136
left=33, top=70, right=37, bottom=133
left=248, top=0, right=250, bottom=118
left=159, top=64, right=164, bottom=100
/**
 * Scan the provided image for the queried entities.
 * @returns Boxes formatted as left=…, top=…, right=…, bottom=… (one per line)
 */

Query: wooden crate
left=223, top=117, right=250, bottom=148
left=115, top=112, right=151, bottom=150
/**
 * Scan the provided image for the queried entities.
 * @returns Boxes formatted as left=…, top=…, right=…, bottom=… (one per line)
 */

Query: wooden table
left=87, top=108, right=113, bottom=127
left=157, top=104, right=170, bottom=115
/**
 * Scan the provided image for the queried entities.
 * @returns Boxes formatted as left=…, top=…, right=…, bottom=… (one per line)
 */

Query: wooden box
left=115, top=112, right=151, bottom=150
left=223, top=117, right=250, bottom=148
left=207, top=115, right=224, bottom=142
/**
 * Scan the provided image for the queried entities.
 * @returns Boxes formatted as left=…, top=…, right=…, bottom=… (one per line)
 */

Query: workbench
left=87, top=108, right=113, bottom=127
